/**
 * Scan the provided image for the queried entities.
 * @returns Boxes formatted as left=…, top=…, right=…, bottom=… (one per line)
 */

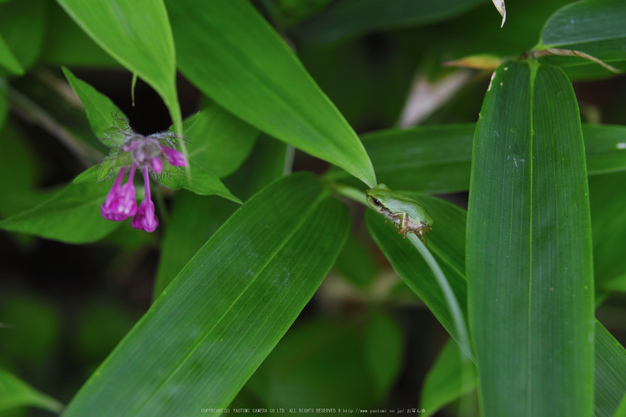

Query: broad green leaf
left=184, top=104, right=258, bottom=178
left=329, top=124, right=474, bottom=193
left=246, top=319, right=379, bottom=409
left=616, top=393, right=626, bottom=417
left=62, top=67, right=128, bottom=144
left=328, top=123, right=626, bottom=193
left=363, top=310, right=403, bottom=400
left=0, top=33, right=23, bottom=75
left=0, top=180, right=120, bottom=243
left=42, top=3, right=118, bottom=67
left=294, top=0, right=488, bottom=44
left=0, top=368, right=63, bottom=413
left=590, top=172, right=626, bottom=295
left=166, top=0, right=376, bottom=187
left=420, top=339, right=478, bottom=417
left=0, top=0, right=45, bottom=72
left=154, top=135, right=286, bottom=299
left=366, top=195, right=468, bottom=348
left=467, top=61, right=594, bottom=417
left=62, top=173, right=350, bottom=417
left=153, top=192, right=239, bottom=298
left=539, top=0, right=626, bottom=77
left=585, top=125, right=626, bottom=176
left=56, top=0, right=183, bottom=142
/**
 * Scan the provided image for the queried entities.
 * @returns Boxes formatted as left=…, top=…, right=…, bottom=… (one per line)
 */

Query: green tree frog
left=366, top=184, right=434, bottom=243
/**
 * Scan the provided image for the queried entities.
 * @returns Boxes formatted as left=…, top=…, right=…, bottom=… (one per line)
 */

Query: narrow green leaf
left=329, top=123, right=626, bottom=193
left=366, top=195, right=468, bottom=347
left=0, top=180, right=120, bottom=243
left=539, top=0, right=626, bottom=76
left=595, top=324, right=626, bottom=417
left=0, top=368, right=63, bottom=413
left=0, top=33, right=23, bottom=75
left=420, top=339, right=478, bottom=417
left=56, top=0, right=183, bottom=147
left=184, top=104, right=258, bottom=178
left=62, top=173, right=350, bottom=417
left=62, top=67, right=128, bottom=143
left=467, top=61, right=594, bottom=416
left=294, top=0, right=488, bottom=44
left=0, top=0, right=45, bottom=71
left=166, top=0, right=376, bottom=187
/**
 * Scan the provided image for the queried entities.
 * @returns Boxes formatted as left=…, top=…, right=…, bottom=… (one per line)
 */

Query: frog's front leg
left=397, top=212, right=411, bottom=238
left=388, top=212, right=404, bottom=230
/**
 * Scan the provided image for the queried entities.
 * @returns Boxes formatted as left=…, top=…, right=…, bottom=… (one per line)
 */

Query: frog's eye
left=372, top=198, right=382, bottom=207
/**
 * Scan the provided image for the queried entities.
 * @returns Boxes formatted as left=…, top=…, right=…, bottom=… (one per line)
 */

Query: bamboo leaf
left=183, top=104, right=258, bottom=179
left=595, top=324, right=626, bottom=417
left=0, top=180, right=119, bottom=243
left=328, top=123, right=626, bottom=193
left=294, top=0, right=488, bottom=44
left=62, top=173, right=350, bottom=417
left=366, top=181, right=625, bottom=415
left=589, top=172, right=626, bottom=296
left=539, top=0, right=626, bottom=77
left=467, top=61, right=594, bottom=416
left=166, top=0, right=376, bottom=187
left=0, top=368, right=63, bottom=413
left=420, top=339, right=478, bottom=417
left=154, top=136, right=287, bottom=298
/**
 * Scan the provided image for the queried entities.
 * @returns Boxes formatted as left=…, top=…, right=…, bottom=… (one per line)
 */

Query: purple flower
left=160, top=146, right=187, bottom=167
left=101, top=165, right=137, bottom=221
left=99, top=128, right=188, bottom=232
left=131, top=166, right=158, bottom=232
